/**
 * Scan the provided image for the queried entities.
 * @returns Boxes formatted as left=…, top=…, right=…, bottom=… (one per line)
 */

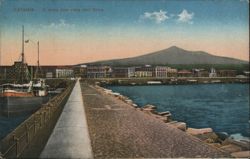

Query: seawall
left=95, top=82, right=250, bottom=158
left=80, top=80, right=228, bottom=158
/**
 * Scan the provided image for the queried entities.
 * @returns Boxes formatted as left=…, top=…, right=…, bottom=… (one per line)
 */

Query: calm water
left=107, top=84, right=250, bottom=138
left=0, top=114, right=29, bottom=139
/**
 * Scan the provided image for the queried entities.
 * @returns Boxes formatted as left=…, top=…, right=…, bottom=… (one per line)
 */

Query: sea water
left=107, top=84, right=250, bottom=139
left=0, top=114, right=29, bottom=139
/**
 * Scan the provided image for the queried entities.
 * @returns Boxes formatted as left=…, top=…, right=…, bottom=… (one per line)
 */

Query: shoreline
left=93, top=83, right=250, bottom=158
left=83, top=77, right=250, bottom=86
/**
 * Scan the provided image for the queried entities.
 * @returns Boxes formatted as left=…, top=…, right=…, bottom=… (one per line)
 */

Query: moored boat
left=0, top=79, right=50, bottom=116
left=0, top=26, right=50, bottom=117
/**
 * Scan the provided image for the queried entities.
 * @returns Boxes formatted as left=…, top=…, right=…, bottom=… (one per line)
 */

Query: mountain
left=81, top=46, right=248, bottom=66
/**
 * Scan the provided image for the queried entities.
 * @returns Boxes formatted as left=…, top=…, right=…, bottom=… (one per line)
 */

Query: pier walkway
left=40, top=80, right=93, bottom=158
left=80, top=82, right=227, bottom=158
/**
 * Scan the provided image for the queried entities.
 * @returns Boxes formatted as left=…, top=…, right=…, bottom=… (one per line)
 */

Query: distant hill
left=80, top=46, right=248, bottom=66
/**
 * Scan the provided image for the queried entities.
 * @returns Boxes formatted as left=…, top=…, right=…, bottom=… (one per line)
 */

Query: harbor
left=0, top=0, right=249, bottom=158
left=0, top=37, right=249, bottom=157
left=0, top=78, right=249, bottom=158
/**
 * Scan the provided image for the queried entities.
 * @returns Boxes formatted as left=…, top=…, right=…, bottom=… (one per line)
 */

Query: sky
left=0, top=0, right=249, bottom=65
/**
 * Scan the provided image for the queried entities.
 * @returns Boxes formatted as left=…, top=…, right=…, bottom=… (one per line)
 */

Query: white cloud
left=140, top=10, right=169, bottom=24
left=41, top=19, right=75, bottom=29
left=177, top=9, right=194, bottom=24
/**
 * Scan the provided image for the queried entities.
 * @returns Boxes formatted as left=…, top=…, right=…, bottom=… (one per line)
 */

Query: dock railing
left=0, top=80, right=76, bottom=158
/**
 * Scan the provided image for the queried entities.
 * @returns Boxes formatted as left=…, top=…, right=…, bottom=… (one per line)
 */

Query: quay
left=1, top=78, right=241, bottom=158
left=85, top=77, right=249, bottom=86
left=40, top=80, right=93, bottom=158
left=80, top=80, right=227, bottom=158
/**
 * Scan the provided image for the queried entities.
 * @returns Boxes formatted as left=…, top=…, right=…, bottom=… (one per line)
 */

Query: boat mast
left=35, top=41, right=40, bottom=79
left=38, top=41, right=40, bottom=69
left=21, top=25, right=24, bottom=64
left=20, top=25, right=25, bottom=83
left=16, top=25, right=30, bottom=83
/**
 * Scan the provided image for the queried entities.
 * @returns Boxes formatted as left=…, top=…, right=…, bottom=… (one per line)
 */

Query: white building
left=155, top=66, right=177, bottom=78
left=46, top=72, right=53, bottom=78
left=128, top=67, right=135, bottom=78
left=209, top=68, right=217, bottom=77
left=155, top=66, right=168, bottom=78
left=56, top=69, right=74, bottom=78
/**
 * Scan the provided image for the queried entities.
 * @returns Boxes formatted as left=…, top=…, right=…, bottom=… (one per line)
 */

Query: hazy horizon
left=0, top=0, right=249, bottom=65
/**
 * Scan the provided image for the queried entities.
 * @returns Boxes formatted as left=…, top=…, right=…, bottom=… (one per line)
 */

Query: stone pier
left=40, top=80, right=93, bottom=158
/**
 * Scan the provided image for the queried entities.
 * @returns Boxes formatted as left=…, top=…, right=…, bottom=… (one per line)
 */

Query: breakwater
left=80, top=81, right=227, bottom=158
left=0, top=80, right=76, bottom=158
left=96, top=84, right=250, bottom=158
left=84, top=77, right=249, bottom=86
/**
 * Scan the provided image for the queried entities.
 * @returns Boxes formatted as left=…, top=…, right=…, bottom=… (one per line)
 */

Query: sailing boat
left=0, top=26, right=50, bottom=117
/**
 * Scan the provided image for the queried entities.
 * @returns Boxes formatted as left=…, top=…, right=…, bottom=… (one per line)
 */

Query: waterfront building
left=167, top=67, right=178, bottom=77
left=56, top=68, right=74, bottom=78
left=45, top=72, right=53, bottom=78
left=217, top=70, right=237, bottom=77
left=41, top=66, right=57, bottom=78
left=41, top=66, right=74, bottom=78
left=73, top=65, right=87, bottom=78
left=155, top=66, right=168, bottom=78
left=0, top=64, right=43, bottom=80
left=178, top=70, right=192, bottom=77
left=209, top=68, right=217, bottom=77
left=192, top=69, right=209, bottom=77
left=0, top=66, right=13, bottom=80
left=128, top=67, right=136, bottom=78
left=112, top=67, right=129, bottom=78
left=87, top=66, right=112, bottom=78
left=135, top=66, right=154, bottom=78
left=155, top=66, right=178, bottom=78
left=0, top=62, right=30, bottom=81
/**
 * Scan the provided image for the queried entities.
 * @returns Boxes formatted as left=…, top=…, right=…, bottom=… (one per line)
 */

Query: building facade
left=87, top=66, right=111, bottom=78
left=112, top=67, right=129, bottom=78
left=135, top=66, right=154, bottom=77
left=209, top=68, right=217, bottom=77
left=74, top=65, right=87, bottom=78
left=154, top=66, right=178, bottom=78
left=192, top=69, right=209, bottom=77
left=128, top=67, right=136, bottom=78
left=178, top=70, right=192, bottom=77
left=217, top=70, right=237, bottom=77
left=56, top=68, right=74, bottom=78
left=155, top=66, right=168, bottom=78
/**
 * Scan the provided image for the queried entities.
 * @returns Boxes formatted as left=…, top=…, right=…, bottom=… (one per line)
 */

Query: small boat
left=0, top=79, right=50, bottom=116
left=147, top=81, right=162, bottom=85
left=187, top=79, right=197, bottom=83
left=0, top=26, right=50, bottom=117
left=211, top=80, right=221, bottom=83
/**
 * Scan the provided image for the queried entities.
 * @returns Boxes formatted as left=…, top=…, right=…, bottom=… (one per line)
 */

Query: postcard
left=0, top=0, right=249, bottom=158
